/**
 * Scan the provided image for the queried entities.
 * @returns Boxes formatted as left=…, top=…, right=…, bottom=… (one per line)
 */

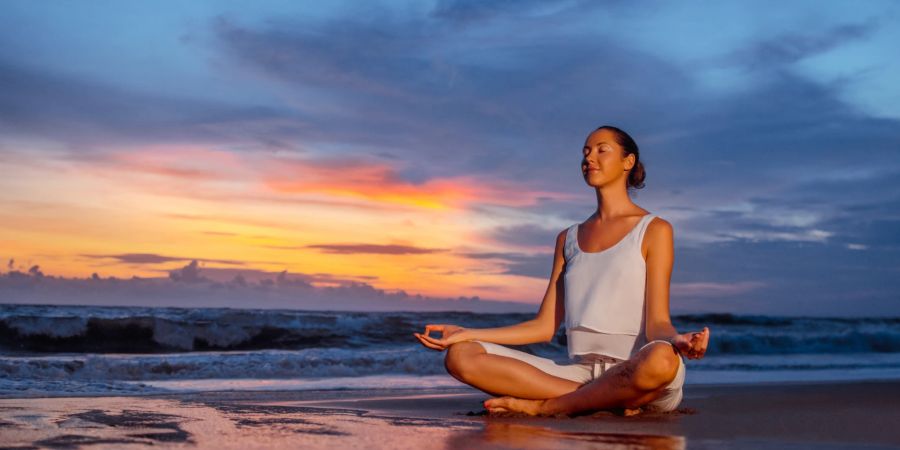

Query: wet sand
left=1, top=380, right=899, bottom=449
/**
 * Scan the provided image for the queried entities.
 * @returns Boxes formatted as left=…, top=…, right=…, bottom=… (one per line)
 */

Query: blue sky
left=1, top=0, right=899, bottom=316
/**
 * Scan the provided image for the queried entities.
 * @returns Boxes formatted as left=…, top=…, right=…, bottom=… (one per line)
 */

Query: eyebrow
left=583, top=141, right=613, bottom=149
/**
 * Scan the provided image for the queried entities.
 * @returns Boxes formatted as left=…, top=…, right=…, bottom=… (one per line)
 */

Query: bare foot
left=622, top=407, right=643, bottom=417
left=483, top=397, right=547, bottom=416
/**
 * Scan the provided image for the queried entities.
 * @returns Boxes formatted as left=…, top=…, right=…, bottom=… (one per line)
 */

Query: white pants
left=470, top=339, right=686, bottom=412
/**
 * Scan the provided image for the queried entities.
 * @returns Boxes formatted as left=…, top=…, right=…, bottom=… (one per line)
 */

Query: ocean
left=2, top=304, right=899, bottom=398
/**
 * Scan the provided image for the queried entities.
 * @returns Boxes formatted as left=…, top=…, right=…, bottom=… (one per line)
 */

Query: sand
left=1, top=380, right=899, bottom=449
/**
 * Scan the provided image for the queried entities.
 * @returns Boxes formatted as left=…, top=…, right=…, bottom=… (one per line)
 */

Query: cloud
left=485, top=223, right=562, bottom=248
left=0, top=263, right=534, bottom=313
left=1, top=3, right=899, bottom=316
left=80, top=253, right=246, bottom=266
left=459, top=251, right=552, bottom=278
left=718, top=21, right=878, bottom=70
left=262, top=155, right=577, bottom=209
left=207, top=12, right=694, bottom=187
left=298, top=243, right=446, bottom=255
left=672, top=281, right=767, bottom=297
left=430, top=0, right=588, bottom=25
left=0, top=60, right=299, bottom=152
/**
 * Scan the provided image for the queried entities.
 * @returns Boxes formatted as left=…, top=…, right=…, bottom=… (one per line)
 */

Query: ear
left=623, top=152, right=636, bottom=171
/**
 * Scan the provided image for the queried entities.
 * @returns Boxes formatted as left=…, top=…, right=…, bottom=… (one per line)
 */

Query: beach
left=3, top=305, right=900, bottom=448
left=2, top=380, right=899, bottom=449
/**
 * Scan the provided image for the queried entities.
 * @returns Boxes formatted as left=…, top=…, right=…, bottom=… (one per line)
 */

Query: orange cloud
left=264, top=157, right=576, bottom=209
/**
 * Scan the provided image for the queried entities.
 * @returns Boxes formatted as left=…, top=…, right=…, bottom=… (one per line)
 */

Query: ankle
left=536, top=398, right=558, bottom=416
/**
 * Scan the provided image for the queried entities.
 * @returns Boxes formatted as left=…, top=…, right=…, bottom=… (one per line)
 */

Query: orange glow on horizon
left=0, top=144, right=574, bottom=304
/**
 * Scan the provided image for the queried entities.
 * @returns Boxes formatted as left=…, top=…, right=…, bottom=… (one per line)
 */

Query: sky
left=1, top=0, right=899, bottom=316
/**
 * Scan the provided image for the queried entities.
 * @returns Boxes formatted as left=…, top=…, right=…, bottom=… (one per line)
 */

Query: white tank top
left=562, top=213, right=657, bottom=361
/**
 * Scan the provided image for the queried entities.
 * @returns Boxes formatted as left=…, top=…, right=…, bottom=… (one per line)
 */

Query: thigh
left=472, top=340, right=593, bottom=385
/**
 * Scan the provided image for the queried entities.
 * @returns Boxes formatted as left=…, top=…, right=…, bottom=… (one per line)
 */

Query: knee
left=444, top=341, right=484, bottom=382
left=633, top=343, right=680, bottom=391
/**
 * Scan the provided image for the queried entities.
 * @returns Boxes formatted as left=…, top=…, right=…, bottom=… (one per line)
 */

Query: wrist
left=661, top=333, right=679, bottom=345
left=458, top=328, right=476, bottom=342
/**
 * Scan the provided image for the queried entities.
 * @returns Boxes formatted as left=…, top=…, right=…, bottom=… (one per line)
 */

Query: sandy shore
left=1, top=380, right=899, bottom=449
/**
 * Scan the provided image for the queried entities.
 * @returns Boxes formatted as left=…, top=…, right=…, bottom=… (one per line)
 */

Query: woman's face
left=581, top=129, right=634, bottom=187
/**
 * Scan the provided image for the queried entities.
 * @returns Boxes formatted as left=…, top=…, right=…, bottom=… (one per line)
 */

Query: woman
left=414, top=125, right=710, bottom=417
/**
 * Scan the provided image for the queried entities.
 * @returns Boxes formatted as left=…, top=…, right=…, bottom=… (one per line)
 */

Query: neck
left=592, top=185, right=635, bottom=221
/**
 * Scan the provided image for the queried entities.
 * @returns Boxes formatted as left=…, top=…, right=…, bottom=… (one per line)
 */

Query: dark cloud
left=0, top=59, right=303, bottom=151
left=459, top=250, right=552, bottom=278
left=486, top=223, right=562, bottom=248
left=672, top=237, right=900, bottom=316
left=142, top=265, right=374, bottom=286
left=208, top=12, right=694, bottom=187
left=0, top=264, right=533, bottom=313
left=80, top=253, right=246, bottom=266
left=718, top=21, right=878, bottom=70
left=431, top=0, right=582, bottom=24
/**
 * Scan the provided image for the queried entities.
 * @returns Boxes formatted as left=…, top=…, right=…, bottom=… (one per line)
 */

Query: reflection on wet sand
left=0, top=395, right=687, bottom=450
left=451, top=421, right=686, bottom=450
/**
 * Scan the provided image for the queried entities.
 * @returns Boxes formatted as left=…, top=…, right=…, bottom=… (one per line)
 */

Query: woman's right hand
left=413, top=324, right=468, bottom=351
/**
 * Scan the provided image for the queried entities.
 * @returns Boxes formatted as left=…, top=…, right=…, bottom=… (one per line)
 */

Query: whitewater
left=2, top=304, right=899, bottom=398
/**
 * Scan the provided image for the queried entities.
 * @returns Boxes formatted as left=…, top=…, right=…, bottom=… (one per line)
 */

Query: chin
left=583, top=174, right=601, bottom=183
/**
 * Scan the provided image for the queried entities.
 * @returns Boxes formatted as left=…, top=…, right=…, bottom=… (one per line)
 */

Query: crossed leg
left=443, top=341, right=583, bottom=399
left=445, top=341, right=680, bottom=416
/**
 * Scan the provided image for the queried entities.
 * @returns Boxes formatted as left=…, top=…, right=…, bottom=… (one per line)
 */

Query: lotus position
left=414, top=125, right=710, bottom=417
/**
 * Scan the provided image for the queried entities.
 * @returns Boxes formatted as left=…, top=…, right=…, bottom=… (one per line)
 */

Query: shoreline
left=5, top=375, right=900, bottom=400
left=1, top=380, right=899, bottom=449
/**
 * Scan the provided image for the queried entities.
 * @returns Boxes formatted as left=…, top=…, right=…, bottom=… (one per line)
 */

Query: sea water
left=1, top=304, right=898, bottom=397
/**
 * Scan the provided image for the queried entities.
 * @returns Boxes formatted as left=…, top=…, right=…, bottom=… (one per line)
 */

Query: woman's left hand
left=671, top=326, right=709, bottom=360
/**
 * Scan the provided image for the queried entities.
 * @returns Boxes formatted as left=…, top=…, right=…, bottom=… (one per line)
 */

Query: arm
left=644, top=217, right=710, bottom=359
left=416, top=228, right=567, bottom=348
left=644, top=217, right=679, bottom=343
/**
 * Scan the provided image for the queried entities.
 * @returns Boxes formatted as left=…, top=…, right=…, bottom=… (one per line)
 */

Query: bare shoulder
left=551, top=226, right=570, bottom=267
left=555, top=227, right=568, bottom=247
left=647, top=215, right=672, bottom=232
left=643, top=216, right=674, bottom=258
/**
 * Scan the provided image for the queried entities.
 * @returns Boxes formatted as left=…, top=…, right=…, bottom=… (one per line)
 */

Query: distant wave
left=2, top=305, right=898, bottom=355
left=0, top=348, right=447, bottom=381
left=3, top=304, right=900, bottom=397
left=5, top=348, right=900, bottom=385
left=0, top=305, right=530, bottom=353
left=676, top=313, right=900, bottom=327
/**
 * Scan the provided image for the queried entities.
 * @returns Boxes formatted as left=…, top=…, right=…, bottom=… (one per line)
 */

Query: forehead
left=583, top=129, right=618, bottom=148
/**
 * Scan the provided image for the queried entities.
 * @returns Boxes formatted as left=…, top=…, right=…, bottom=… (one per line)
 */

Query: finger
left=692, top=330, right=707, bottom=348
left=421, top=334, right=448, bottom=347
left=423, top=324, right=439, bottom=338
left=416, top=332, right=444, bottom=347
left=416, top=336, right=445, bottom=352
left=414, top=333, right=445, bottom=351
left=691, top=329, right=709, bottom=354
left=692, top=339, right=704, bottom=353
left=423, top=324, right=448, bottom=338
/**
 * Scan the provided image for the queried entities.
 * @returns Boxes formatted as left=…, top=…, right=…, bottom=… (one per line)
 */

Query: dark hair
left=594, top=125, right=645, bottom=190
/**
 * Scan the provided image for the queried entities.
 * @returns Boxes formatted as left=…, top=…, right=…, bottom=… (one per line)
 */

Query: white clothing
left=562, top=213, right=657, bottom=361
left=473, top=339, right=686, bottom=413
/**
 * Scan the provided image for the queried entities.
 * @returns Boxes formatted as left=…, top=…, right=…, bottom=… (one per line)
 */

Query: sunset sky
left=1, top=1, right=899, bottom=315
